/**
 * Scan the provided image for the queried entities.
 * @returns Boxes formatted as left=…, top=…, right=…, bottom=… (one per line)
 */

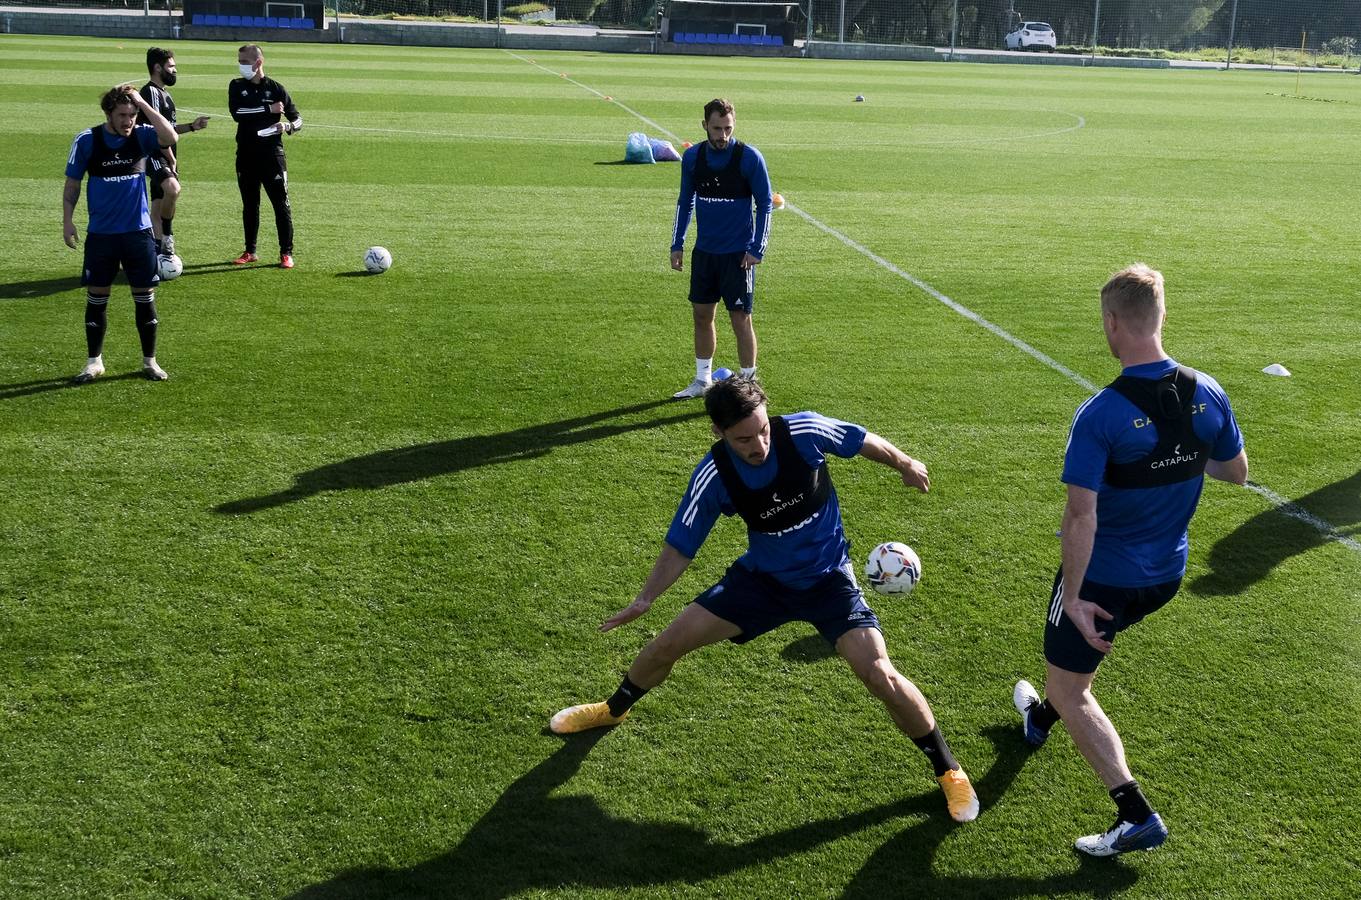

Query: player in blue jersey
left=669, top=99, right=773, bottom=400
left=551, top=377, right=980, bottom=823
left=63, top=84, right=179, bottom=383
left=1011, top=264, right=1248, bottom=856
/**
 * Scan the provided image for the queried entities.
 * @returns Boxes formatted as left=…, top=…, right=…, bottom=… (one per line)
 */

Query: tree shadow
left=840, top=725, right=1139, bottom=899
left=0, top=371, right=145, bottom=401
left=1192, top=471, right=1361, bottom=596
left=215, top=400, right=705, bottom=514
left=0, top=274, right=84, bottom=300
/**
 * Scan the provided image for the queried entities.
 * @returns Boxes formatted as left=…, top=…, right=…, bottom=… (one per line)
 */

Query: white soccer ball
left=364, top=246, right=392, bottom=274
left=864, top=541, right=922, bottom=595
left=157, top=254, right=183, bottom=281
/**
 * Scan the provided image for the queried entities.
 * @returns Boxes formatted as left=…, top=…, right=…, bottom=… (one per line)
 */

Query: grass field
left=2, top=34, right=1359, bottom=898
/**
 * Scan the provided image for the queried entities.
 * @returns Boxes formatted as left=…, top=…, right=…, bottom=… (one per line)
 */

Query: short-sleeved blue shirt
left=1062, top=358, right=1244, bottom=586
left=65, top=125, right=161, bottom=234
left=665, top=412, right=868, bottom=590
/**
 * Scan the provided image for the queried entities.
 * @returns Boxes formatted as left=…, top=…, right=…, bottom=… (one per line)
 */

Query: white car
left=1005, top=22, right=1057, bottom=51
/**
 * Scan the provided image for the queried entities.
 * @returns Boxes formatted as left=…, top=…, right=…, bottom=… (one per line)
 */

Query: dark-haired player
left=551, top=377, right=979, bottom=823
left=229, top=44, right=301, bottom=268
left=1012, top=263, right=1247, bottom=856
left=139, top=47, right=209, bottom=258
left=63, top=84, right=178, bottom=383
left=669, top=98, right=772, bottom=399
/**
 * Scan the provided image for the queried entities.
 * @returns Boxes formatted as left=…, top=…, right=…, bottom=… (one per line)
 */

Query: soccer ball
left=864, top=542, right=922, bottom=595
left=157, top=254, right=182, bottom=281
left=364, top=246, right=392, bottom=274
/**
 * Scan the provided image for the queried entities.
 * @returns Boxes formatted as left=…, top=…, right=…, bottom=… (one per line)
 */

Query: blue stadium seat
left=737, top=34, right=752, bottom=45
left=286, top=17, right=302, bottom=27
left=704, top=33, right=718, bottom=43
left=252, top=16, right=266, bottom=27
left=228, top=15, right=241, bottom=26
left=203, top=14, right=219, bottom=25
left=266, top=16, right=278, bottom=27
left=301, top=17, right=314, bottom=28
left=770, top=35, right=784, bottom=46
left=672, top=31, right=687, bottom=42
left=191, top=14, right=204, bottom=25
left=721, top=33, right=737, bottom=43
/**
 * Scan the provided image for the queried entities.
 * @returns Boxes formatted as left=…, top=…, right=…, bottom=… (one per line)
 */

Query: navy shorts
left=1043, top=567, right=1181, bottom=674
left=81, top=229, right=159, bottom=289
left=689, top=248, right=754, bottom=313
left=693, top=561, right=880, bottom=646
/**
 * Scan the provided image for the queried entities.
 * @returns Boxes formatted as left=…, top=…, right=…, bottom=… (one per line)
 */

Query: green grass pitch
left=2, top=34, right=1359, bottom=898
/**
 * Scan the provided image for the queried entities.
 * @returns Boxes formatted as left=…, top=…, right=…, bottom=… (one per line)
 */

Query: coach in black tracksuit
left=229, top=43, right=301, bottom=268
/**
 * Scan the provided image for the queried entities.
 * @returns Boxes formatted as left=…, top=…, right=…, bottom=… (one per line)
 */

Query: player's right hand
left=600, top=597, right=652, bottom=632
left=63, top=222, right=79, bottom=249
left=1063, top=593, right=1114, bottom=653
left=670, top=250, right=684, bottom=271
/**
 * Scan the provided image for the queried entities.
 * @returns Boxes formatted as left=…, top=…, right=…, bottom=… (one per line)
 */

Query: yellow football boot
left=937, top=768, right=980, bottom=822
left=549, top=702, right=629, bottom=735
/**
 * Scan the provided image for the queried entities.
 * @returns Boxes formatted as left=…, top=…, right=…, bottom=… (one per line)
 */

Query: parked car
left=1005, top=22, right=1057, bottom=51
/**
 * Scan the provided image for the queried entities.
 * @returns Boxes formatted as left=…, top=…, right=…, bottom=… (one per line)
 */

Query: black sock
left=84, top=293, right=108, bottom=358
left=133, top=291, right=158, bottom=358
left=606, top=675, right=648, bottom=717
left=1111, top=780, right=1154, bottom=825
left=161, top=217, right=173, bottom=236
left=912, top=726, right=960, bottom=778
left=1031, top=698, right=1061, bottom=732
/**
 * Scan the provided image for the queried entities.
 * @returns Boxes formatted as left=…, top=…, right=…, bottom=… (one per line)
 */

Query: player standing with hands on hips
left=63, top=84, right=178, bottom=383
left=670, top=98, right=772, bottom=400
left=551, top=377, right=980, bottom=824
left=1012, top=264, right=1247, bottom=857
left=139, top=47, right=209, bottom=260
left=229, top=44, right=301, bottom=269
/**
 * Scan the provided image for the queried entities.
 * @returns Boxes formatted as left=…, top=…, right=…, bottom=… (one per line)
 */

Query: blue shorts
left=689, top=248, right=754, bottom=313
left=693, top=561, right=879, bottom=646
left=81, top=229, right=159, bottom=289
left=1043, top=567, right=1181, bottom=674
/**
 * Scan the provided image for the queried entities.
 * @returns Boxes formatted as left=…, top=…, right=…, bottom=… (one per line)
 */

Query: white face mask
left=239, top=62, right=258, bottom=79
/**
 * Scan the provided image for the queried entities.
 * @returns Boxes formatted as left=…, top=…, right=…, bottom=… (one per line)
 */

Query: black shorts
left=148, top=156, right=174, bottom=200
left=1043, top=567, right=1181, bottom=674
left=689, top=248, right=754, bottom=313
left=693, top=561, right=879, bottom=646
left=81, top=229, right=159, bottom=289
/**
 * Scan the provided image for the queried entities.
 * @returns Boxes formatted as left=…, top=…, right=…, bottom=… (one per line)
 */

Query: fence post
left=1224, top=0, right=1238, bottom=69
left=805, top=0, right=814, bottom=51
left=948, top=0, right=958, bottom=60
left=838, top=0, right=844, bottom=43
left=1090, top=0, right=1101, bottom=60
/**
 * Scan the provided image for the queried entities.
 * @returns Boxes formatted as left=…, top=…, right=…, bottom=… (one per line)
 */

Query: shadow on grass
left=0, top=371, right=145, bottom=401
left=334, top=271, right=376, bottom=277
left=216, top=400, right=705, bottom=514
left=842, top=728, right=1138, bottom=899
left=288, top=725, right=1136, bottom=899
left=0, top=274, right=83, bottom=299
left=780, top=633, right=837, bottom=663
left=1192, top=471, right=1361, bottom=596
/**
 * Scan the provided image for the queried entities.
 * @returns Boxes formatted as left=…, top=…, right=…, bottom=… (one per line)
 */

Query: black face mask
left=162, top=71, right=177, bottom=86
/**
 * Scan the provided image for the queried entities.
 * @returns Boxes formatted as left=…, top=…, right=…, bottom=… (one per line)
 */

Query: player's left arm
left=62, top=175, right=82, bottom=248
left=858, top=432, right=929, bottom=493
left=741, top=148, right=773, bottom=268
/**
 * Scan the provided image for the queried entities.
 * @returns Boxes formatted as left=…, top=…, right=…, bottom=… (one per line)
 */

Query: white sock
left=741, top=366, right=757, bottom=378
left=696, top=358, right=713, bottom=381
left=87, top=356, right=102, bottom=367
left=143, top=356, right=157, bottom=367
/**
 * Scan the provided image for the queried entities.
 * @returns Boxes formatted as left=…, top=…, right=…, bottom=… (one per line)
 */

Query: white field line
left=500, top=51, right=1358, bottom=558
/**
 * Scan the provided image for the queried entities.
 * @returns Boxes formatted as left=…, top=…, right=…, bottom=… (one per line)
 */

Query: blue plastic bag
left=625, top=132, right=655, bottom=164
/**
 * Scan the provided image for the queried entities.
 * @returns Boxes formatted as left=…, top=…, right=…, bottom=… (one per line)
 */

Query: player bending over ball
left=551, top=377, right=979, bottom=823
left=63, top=84, right=177, bottom=383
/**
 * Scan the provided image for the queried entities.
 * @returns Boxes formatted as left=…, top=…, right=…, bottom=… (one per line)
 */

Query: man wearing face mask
left=549, top=377, right=980, bottom=825
left=228, top=43, right=301, bottom=269
left=669, top=98, right=773, bottom=400
left=139, top=48, right=210, bottom=259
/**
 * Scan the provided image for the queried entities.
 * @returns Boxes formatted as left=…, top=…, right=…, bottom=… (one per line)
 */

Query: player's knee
left=163, top=178, right=181, bottom=200
left=1044, top=677, right=1087, bottom=715
left=859, top=658, right=904, bottom=700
